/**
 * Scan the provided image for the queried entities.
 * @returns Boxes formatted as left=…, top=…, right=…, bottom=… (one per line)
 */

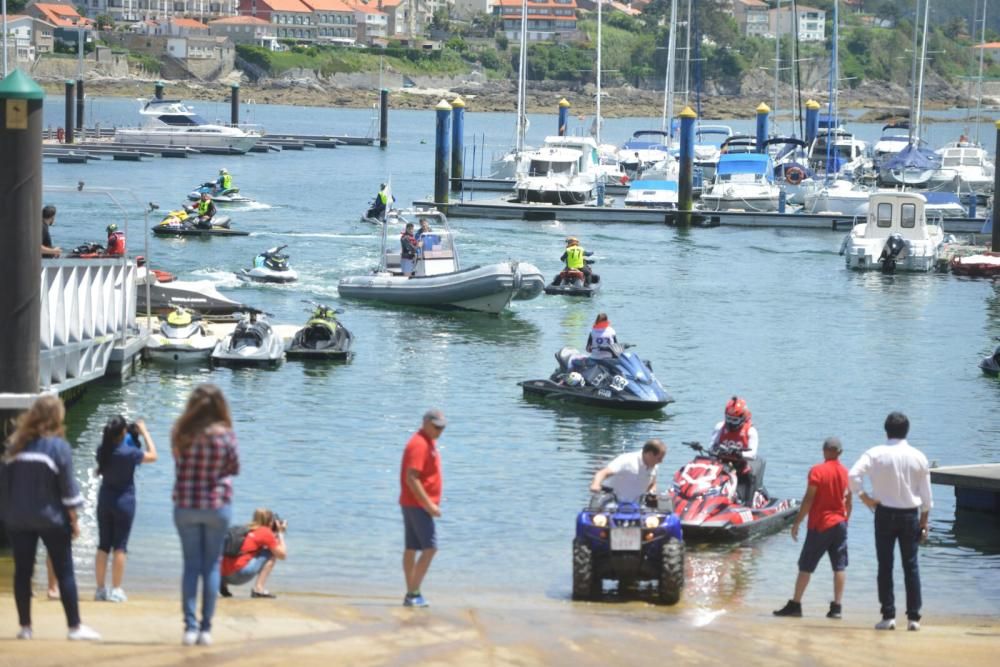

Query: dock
left=931, top=464, right=1000, bottom=512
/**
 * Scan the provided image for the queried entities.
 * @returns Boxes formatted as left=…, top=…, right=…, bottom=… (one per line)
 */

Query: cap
left=566, top=236, right=579, bottom=244
left=822, top=436, right=843, bottom=452
left=423, top=409, right=447, bottom=428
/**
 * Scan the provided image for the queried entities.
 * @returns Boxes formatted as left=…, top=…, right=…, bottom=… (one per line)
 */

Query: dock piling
left=0, top=71, right=45, bottom=430
left=450, top=96, right=465, bottom=189
left=677, top=106, right=697, bottom=228
left=64, top=80, right=74, bottom=144
left=755, top=102, right=770, bottom=153
left=805, top=99, right=820, bottom=146
left=230, top=83, right=240, bottom=127
left=558, top=98, right=570, bottom=136
left=434, top=99, right=452, bottom=206
left=75, top=78, right=84, bottom=135
left=154, top=81, right=164, bottom=100
left=993, top=120, right=999, bottom=250
left=379, top=89, right=389, bottom=148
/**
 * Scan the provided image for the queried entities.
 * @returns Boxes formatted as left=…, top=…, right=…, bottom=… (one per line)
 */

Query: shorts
left=97, top=487, right=137, bottom=553
left=223, top=549, right=273, bottom=585
left=401, top=257, right=415, bottom=276
left=402, top=506, right=437, bottom=551
left=798, top=522, right=848, bottom=574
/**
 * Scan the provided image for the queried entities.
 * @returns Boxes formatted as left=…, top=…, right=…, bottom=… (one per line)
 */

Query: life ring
left=56, top=127, right=65, bottom=143
left=619, top=174, right=629, bottom=185
left=785, top=166, right=806, bottom=186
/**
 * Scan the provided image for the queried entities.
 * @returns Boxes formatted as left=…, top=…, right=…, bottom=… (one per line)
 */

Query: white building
left=77, top=0, right=239, bottom=23
left=769, top=3, right=825, bottom=42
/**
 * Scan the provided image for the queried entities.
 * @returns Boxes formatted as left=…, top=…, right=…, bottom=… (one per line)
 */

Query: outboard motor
left=879, top=233, right=907, bottom=274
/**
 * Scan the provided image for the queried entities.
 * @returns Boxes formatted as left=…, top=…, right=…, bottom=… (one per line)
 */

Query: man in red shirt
left=399, top=409, right=446, bottom=608
left=774, top=437, right=852, bottom=619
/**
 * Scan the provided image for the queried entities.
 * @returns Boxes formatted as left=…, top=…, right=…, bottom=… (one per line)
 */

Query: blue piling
left=450, top=96, right=465, bottom=190
left=434, top=99, right=452, bottom=206
left=755, top=102, right=770, bottom=153
left=677, top=106, right=697, bottom=227
left=805, top=99, right=820, bottom=145
left=558, top=98, right=570, bottom=136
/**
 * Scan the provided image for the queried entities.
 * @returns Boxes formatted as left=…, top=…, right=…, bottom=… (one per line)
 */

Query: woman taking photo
left=171, top=384, right=240, bottom=647
left=94, top=416, right=158, bottom=602
left=0, top=395, right=100, bottom=641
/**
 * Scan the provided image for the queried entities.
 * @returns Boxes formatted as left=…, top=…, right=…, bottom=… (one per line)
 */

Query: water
left=17, top=97, right=1000, bottom=617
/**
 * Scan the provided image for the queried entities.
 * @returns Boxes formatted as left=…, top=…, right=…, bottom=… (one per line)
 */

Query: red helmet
left=724, top=396, right=750, bottom=430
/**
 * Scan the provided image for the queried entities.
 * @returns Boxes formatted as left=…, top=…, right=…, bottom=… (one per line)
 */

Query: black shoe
left=773, top=600, right=802, bottom=617
left=219, top=583, right=233, bottom=598
left=251, top=590, right=277, bottom=599
left=827, top=602, right=842, bottom=619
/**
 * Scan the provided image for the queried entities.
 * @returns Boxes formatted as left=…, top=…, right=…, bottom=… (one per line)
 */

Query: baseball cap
left=423, top=409, right=447, bottom=428
left=822, top=436, right=843, bottom=452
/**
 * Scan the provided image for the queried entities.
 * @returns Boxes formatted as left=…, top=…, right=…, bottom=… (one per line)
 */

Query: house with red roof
left=239, top=0, right=318, bottom=40
left=209, top=16, right=279, bottom=48
left=1, top=14, right=56, bottom=63
left=350, top=2, right=388, bottom=44
left=25, top=2, right=92, bottom=29
left=494, top=0, right=578, bottom=42
left=301, top=0, right=357, bottom=44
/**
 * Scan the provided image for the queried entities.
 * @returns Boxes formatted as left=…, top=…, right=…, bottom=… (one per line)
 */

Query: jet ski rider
left=553, top=236, right=593, bottom=286
left=586, top=313, right=618, bottom=360
left=710, top=396, right=764, bottom=506
left=216, top=168, right=233, bottom=193
left=195, top=192, right=217, bottom=229
left=106, top=224, right=126, bottom=256
left=371, top=183, right=394, bottom=222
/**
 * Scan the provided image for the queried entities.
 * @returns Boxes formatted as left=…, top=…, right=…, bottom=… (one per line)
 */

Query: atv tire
left=572, top=539, right=599, bottom=600
left=658, top=537, right=684, bottom=605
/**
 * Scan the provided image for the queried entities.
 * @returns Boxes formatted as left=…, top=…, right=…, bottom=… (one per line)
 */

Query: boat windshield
left=529, top=160, right=573, bottom=176
left=159, top=114, right=206, bottom=126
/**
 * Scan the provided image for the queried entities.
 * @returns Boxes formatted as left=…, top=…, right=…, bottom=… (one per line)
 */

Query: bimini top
left=716, top=153, right=773, bottom=176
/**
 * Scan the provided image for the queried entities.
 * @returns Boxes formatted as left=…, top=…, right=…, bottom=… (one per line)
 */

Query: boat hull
left=115, top=129, right=260, bottom=154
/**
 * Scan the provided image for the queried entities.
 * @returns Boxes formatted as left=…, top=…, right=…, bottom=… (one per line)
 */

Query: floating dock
left=931, top=464, right=1000, bottom=512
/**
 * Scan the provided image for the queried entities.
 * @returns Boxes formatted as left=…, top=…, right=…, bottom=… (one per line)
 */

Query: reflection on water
left=685, top=545, right=759, bottom=610
left=936, top=509, right=1000, bottom=556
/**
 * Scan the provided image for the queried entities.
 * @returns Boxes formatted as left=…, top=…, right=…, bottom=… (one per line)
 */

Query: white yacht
left=515, top=136, right=600, bottom=205
left=624, top=180, right=678, bottom=209
left=808, top=129, right=870, bottom=180
left=926, top=142, right=995, bottom=200
left=872, top=123, right=913, bottom=168
left=616, top=130, right=674, bottom=179
left=840, top=192, right=944, bottom=272
left=699, top=153, right=781, bottom=212
left=115, top=98, right=262, bottom=153
left=693, top=125, right=733, bottom=181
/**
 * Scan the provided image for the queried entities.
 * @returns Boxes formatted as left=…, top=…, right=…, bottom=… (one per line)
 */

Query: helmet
left=566, top=372, right=585, bottom=387
left=724, top=396, right=750, bottom=430
left=106, top=223, right=118, bottom=234
left=566, top=236, right=579, bottom=245
left=220, top=168, right=228, bottom=174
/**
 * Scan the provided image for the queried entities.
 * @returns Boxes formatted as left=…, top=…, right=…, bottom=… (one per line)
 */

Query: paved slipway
left=0, top=592, right=998, bottom=666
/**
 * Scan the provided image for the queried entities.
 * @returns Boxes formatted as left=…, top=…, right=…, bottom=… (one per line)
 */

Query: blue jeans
left=174, top=505, right=231, bottom=632
left=874, top=505, right=922, bottom=621
left=222, top=549, right=272, bottom=586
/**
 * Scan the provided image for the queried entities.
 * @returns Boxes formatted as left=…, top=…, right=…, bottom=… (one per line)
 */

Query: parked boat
left=115, top=98, right=261, bottom=153
left=951, top=252, right=1000, bottom=278
left=624, top=180, right=678, bottom=209
left=136, top=270, right=255, bottom=319
left=872, top=122, right=913, bottom=169
left=617, top=130, right=674, bottom=179
left=515, top=137, right=600, bottom=205
left=878, top=143, right=940, bottom=188
left=144, top=308, right=217, bottom=363
left=699, top=153, right=781, bottom=212
left=693, top=125, right=733, bottom=181
left=926, top=142, right=995, bottom=200
left=840, top=192, right=944, bottom=272
left=808, top=128, right=871, bottom=180
left=338, top=210, right=544, bottom=314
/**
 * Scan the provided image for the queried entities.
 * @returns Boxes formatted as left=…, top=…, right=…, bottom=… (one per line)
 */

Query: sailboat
left=489, top=0, right=530, bottom=179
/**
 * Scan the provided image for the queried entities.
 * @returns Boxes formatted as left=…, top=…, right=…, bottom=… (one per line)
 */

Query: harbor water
left=8, top=97, right=999, bottom=617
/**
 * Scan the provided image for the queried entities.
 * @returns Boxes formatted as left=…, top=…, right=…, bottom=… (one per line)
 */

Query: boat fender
left=784, top=166, right=806, bottom=186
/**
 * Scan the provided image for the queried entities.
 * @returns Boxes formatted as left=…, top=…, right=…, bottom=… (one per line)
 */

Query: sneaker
left=251, top=590, right=277, bottom=599
left=16, top=627, right=32, bottom=640
left=94, top=587, right=108, bottom=602
left=773, top=600, right=802, bottom=617
left=219, top=582, right=233, bottom=598
left=107, top=588, right=127, bottom=603
left=907, top=620, right=920, bottom=631
left=67, top=624, right=102, bottom=641
left=196, top=631, right=212, bottom=646
left=182, top=630, right=199, bottom=646
left=403, top=593, right=429, bottom=608
left=827, top=602, right=843, bottom=619
left=875, top=618, right=896, bottom=631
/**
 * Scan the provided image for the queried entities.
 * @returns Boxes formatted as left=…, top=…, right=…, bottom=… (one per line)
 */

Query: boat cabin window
left=961, top=152, right=981, bottom=166
left=529, top=160, right=573, bottom=176
left=941, top=156, right=961, bottom=167
left=900, top=203, right=916, bottom=228
left=159, top=114, right=205, bottom=126
left=876, top=203, right=893, bottom=228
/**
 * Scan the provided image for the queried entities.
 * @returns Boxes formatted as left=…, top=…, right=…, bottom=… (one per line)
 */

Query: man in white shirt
left=590, top=439, right=667, bottom=504
left=848, top=412, right=933, bottom=632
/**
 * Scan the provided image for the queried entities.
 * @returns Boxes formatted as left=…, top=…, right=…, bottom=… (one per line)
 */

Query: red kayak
left=951, top=252, right=1000, bottom=278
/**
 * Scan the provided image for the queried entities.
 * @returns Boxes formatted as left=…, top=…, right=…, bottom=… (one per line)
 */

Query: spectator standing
left=94, top=416, right=158, bottom=603
left=848, top=412, right=933, bottom=631
left=399, top=409, right=447, bottom=608
left=172, top=384, right=240, bottom=646
left=42, top=205, right=61, bottom=258
left=0, top=395, right=100, bottom=640
left=774, top=437, right=852, bottom=619
left=220, top=508, right=288, bottom=599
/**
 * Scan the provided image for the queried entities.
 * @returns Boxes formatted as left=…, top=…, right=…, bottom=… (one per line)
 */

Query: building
left=75, top=0, right=238, bottom=23
left=208, top=15, right=279, bottom=48
left=301, top=0, right=357, bottom=44
left=239, top=0, right=318, bottom=40
left=1, top=14, right=56, bottom=62
left=378, top=0, right=409, bottom=37
left=769, top=3, right=825, bottom=42
left=732, top=0, right=771, bottom=38
left=352, top=3, right=388, bottom=44
left=26, top=2, right=92, bottom=28
left=495, top=0, right=578, bottom=42
left=453, top=0, right=493, bottom=21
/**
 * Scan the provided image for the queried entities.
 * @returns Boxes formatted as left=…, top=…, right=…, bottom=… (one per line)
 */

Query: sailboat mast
left=774, top=0, right=781, bottom=125
left=825, top=0, right=839, bottom=175
left=662, top=0, right=678, bottom=143
left=683, top=0, right=692, bottom=107
left=907, top=0, right=920, bottom=144
left=914, top=0, right=931, bottom=142
left=974, top=0, right=987, bottom=144
left=516, top=0, right=528, bottom=154
left=596, top=0, right=602, bottom=144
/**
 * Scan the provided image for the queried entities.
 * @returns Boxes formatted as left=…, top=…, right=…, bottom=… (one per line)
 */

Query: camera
left=126, top=421, right=142, bottom=447
left=271, top=514, right=287, bottom=532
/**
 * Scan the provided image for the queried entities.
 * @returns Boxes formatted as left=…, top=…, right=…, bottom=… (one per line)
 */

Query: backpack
left=222, top=524, right=251, bottom=558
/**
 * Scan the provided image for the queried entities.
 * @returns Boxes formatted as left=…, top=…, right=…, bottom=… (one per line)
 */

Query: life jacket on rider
left=711, top=396, right=763, bottom=503
left=565, top=245, right=585, bottom=270
left=218, top=173, right=232, bottom=191
left=197, top=198, right=213, bottom=217
left=586, top=316, right=617, bottom=360
left=106, top=227, right=126, bottom=256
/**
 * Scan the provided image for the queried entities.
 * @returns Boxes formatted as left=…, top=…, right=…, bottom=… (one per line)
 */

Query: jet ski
left=153, top=207, right=245, bottom=237
left=188, top=182, right=253, bottom=204
left=210, top=313, right=285, bottom=367
left=361, top=202, right=404, bottom=225
left=544, top=260, right=600, bottom=297
left=69, top=241, right=110, bottom=258
left=668, top=441, right=797, bottom=542
left=237, top=245, right=298, bottom=284
left=286, top=302, right=354, bottom=361
left=980, top=338, right=1000, bottom=377
left=144, top=307, right=217, bottom=363
left=518, top=344, right=673, bottom=411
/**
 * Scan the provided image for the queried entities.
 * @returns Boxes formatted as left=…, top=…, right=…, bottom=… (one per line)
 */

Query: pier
left=931, top=464, right=1000, bottom=513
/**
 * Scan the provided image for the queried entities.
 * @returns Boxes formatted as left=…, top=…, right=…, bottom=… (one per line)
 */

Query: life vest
left=197, top=199, right=212, bottom=216
left=565, top=245, right=585, bottom=270
left=715, top=420, right=752, bottom=452
left=378, top=190, right=389, bottom=205
left=400, top=232, right=417, bottom=259
left=589, top=321, right=617, bottom=353
left=106, top=231, right=126, bottom=256
left=220, top=174, right=232, bottom=190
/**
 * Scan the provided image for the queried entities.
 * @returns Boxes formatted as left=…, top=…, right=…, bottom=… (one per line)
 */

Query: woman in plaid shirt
left=171, top=384, right=240, bottom=647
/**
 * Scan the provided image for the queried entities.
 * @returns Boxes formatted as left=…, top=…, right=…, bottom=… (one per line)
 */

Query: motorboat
left=693, top=125, right=733, bottom=181
left=187, top=183, right=254, bottom=204
left=152, top=207, right=246, bottom=237
left=808, top=128, right=871, bottom=180
left=617, top=130, right=674, bottom=180
left=338, top=210, right=544, bottom=314
left=840, top=191, right=944, bottom=272
left=516, top=136, right=601, bottom=205
left=286, top=302, right=353, bottom=361
left=699, top=153, right=781, bottom=212
left=115, top=98, right=261, bottom=153
left=144, top=307, right=217, bottom=363
left=719, top=134, right=757, bottom=156
left=951, top=252, right=1000, bottom=278
left=926, top=142, right=995, bottom=201
left=238, top=246, right=298, bottom=284
left=623, top=180, right=678, bottom=209
left=802, top=179, right=874, bottom=216
left=136, top=268, right=255, bottom=319
left=872, top=122, right=913, bottom=169
left=210, top=313, right=285, bottom=367
left=878, top=143, right=940, bottom=188
left=519, top=344, right=673, bottom=411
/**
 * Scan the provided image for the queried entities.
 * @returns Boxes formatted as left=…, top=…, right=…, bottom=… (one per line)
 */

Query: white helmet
left=220, top=168, right=229, bottom=174
left=566, top=372, right=585, bottom=387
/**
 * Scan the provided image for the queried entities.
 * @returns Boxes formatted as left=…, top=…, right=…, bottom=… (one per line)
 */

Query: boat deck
left=931, top=464, right=1000, bottom=513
